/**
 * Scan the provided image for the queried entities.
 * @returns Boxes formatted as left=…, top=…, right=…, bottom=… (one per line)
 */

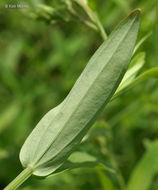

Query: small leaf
left=113, top=67, right=158, bottom=99
left=54, top=151, right=114, bottom=174
left=96, top=168, right=117, bottom=190
left=127, top=140, right=158, bottom=190
left=114, top=52, right=145, bottom=97
left=133, top=32, right=152, bottom=55
left=20, top=9, right=141, bottom=177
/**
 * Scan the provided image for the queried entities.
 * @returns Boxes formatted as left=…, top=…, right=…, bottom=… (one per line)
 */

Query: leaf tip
left=130, top=8, right=142, bottom=17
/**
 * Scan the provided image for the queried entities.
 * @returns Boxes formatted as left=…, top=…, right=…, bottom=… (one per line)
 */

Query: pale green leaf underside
left=20, top=9, right=141, bottom=177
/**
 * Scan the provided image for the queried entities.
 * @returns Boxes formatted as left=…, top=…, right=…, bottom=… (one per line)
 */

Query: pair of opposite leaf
left=19, top=9, right=141, bottom=178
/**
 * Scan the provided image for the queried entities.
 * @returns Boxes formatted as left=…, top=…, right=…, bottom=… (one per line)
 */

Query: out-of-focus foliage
left=0, top=0, right=158, bottom=190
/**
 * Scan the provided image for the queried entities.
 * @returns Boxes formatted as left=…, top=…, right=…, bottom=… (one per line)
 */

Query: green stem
left=75, top=0, right=108, bottom=41
left=97, top=126, right=126, bottom=190
left=95, top=15, right=108, bottom=41
left=4, top=168, right=33, bottom=190
left=108, top=131, right=126, bottom=190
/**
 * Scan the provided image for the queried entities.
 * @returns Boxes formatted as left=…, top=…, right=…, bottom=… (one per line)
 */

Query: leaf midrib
left=32, top=15, right=137, bottom=169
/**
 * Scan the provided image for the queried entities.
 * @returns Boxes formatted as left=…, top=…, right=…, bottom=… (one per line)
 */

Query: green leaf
left=20, top=9, right=141, bottom=177
left=96, top=168, right=117, bottom=190
left=133, top=32, right=152, bottom=55
left=113, top=67, right=158, bottom=99
left=53, top=151, right=114, bottom=174
left=114, top=52, right=145, bottom=97
left=126, top=67, right=158, bottom=86
left=127, top=140, right=158, bottom=190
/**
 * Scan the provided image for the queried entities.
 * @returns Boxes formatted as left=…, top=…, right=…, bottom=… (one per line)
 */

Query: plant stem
left=4, top=167, right=33, bottom=190
left=108, top=130, right=126, bottom=190
left=75, top=0, right=108, bottom=41
left=97, top=125, right=126, bottom=190
left=95, top=15, right=108, bottom=41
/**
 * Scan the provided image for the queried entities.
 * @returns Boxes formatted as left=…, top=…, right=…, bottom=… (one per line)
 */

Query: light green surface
left=20, top=10, right=140, bottom=177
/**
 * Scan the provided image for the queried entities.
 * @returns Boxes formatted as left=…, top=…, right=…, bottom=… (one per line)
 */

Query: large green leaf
left=20, top=9, right=141, bottom=177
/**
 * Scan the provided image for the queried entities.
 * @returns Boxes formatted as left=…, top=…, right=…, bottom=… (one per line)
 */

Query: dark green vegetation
left=0, top=0, right=158, bottom=190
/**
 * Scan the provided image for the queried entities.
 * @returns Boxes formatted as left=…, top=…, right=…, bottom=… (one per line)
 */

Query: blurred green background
left=0, top=0, right=158, bottom=189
